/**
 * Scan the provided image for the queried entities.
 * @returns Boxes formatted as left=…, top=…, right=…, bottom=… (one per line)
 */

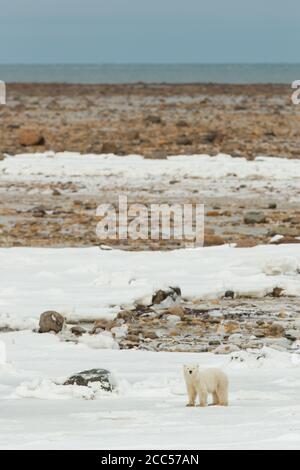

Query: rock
left=39, top=311, right=64, bottom=333
left=70, top=326, right=86, bottom=336
left=91, top=319, right=113, bottom=333
left=223, top=321, right=240, bottom=335
left=100, top=142, right=118, bottom=154
left=144, top=115, right=162, bottom=124
left=244, top=211, right=266, bottom=224
left=204, top=234, right=226, bottom=247
left=268, top=203, right=277, bottom=209
left=269, top=287, right=284, bottom=298
left=285, top=330, right=300, bottom=341
left=152, top=286, right=181, bottom=305
left=213, top=344, right=240, bottom=354
left=111, top=325, right=128, bottom=339
left=166, top=305, right=186, bottom=318
left=176, top=120, right=189, bottom=128
left=270, top=226, right=299, bottom=237
left=19, top=129, right=45, bottom=146
left=224, top=290, right=235, bottom=299
left=0, top=154, right=5, bottom=161
left=126, top=334, right=140, bottom=343
left=278, top=309, right=286, bottom=319
left=116, top=310, right=134, bottom=321
left=235, top=238, right=257, bottom=248
left=165, top=314, right=181, bottom=325
left=268, top=323, right=285, bottom=337
left=206, top=210, right=221, bottom=217
left=228, top=333, right=244, bottom=343
left=202, top=130, right=223, bottom=144
left=254, top=330, right=265, bottom=338
left=126, top=130, right=140, bottom=140
left=143, top=330, right=158, bottom=339
left=175, top=136, right=193, bottom=145
left=64, top=368, right=115, bottom=391
left=271, top=236, right=300, bottom=245
left=32, top=205, right=47, bottom=217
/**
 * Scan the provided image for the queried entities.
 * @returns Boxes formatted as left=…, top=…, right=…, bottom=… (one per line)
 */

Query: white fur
left=183, top=364, right=229, bottom=407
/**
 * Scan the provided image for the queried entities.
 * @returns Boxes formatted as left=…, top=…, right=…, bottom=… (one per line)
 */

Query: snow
left=0, top=331, right=299, bottom=450
left=1, top=152, right=300, bottom=201
left=0, top=244, right=299, bottom=323
left=2, top=152, right=300, bottom=182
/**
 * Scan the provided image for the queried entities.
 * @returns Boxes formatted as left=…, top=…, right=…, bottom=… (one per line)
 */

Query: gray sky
left=0, top=0, right=299, bottom=63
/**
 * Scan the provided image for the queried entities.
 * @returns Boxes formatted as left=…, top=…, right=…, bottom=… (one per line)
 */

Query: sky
left=0, top=0, right=299, bottom=64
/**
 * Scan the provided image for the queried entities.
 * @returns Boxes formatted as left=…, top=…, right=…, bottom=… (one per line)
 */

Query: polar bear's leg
left=186, top=384, right=197, bottom=407
left=216, top=382, right=228, bottom=406
left=197, top=386, right=208, bottom=407
left=211, top=391, right=219, bottom=406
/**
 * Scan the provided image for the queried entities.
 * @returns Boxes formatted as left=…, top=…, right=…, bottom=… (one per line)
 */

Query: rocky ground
left=1, top=83, right=300, bottom=249
left=1, top=159, right=300, bottom=249
left=36, top=292, right=300, bottom=355
left=1, top=83, right=300, bottom=159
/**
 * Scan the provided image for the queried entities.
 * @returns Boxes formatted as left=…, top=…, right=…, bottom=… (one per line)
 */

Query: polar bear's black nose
left=189, top=370, right=192, bottom=374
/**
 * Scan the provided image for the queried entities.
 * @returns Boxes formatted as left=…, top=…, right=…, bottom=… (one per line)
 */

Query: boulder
left=176, top=120, right=189, bottom=128
left=165, top=314, right=181, bottom=325
left=244, top=211, right=266, bottom=224
left=144, top=115, right=162, bottom=124
left=91, top=319, right=114, bottom=334
left=39, top=311, right=64, bottom=333
left=19, top=129, right=45, bottom=146
left=213, top=344, right=240, bottom=355
left=100, top=142, right=118, bottom=154
left=268, top=323, right=285, bottom=337
left=152, top=286, right=181, bottom=305
left=64, top=368, right=115, bottom=391
left=270, top=287, right=284, bottom=298
left=70, top=326, right=86, bottom=336
left=204, top=234, right=225, bottom=247
left=175, top=136, right=193, bottom=146
left=235, top=238, right=257, bottom=248
left=271, top=236, right=300, bottom=245
left=224, top=290, right=235, bottom=299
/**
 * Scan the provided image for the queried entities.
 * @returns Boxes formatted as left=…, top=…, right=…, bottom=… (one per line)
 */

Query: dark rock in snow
left=224, top=290, right=235, bottom=299
left=64, top=368, right=115, bottom=391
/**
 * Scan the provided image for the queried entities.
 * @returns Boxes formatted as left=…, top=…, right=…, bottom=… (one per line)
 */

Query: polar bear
left=183, top=364, right=229, bottom=407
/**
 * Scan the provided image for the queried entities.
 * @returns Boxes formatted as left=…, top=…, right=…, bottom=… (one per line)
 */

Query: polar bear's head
left=183, top=364, right=199, bottom=376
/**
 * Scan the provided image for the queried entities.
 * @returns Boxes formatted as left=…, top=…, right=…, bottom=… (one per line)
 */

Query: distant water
left=0, top=64, right=299, bottom=84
